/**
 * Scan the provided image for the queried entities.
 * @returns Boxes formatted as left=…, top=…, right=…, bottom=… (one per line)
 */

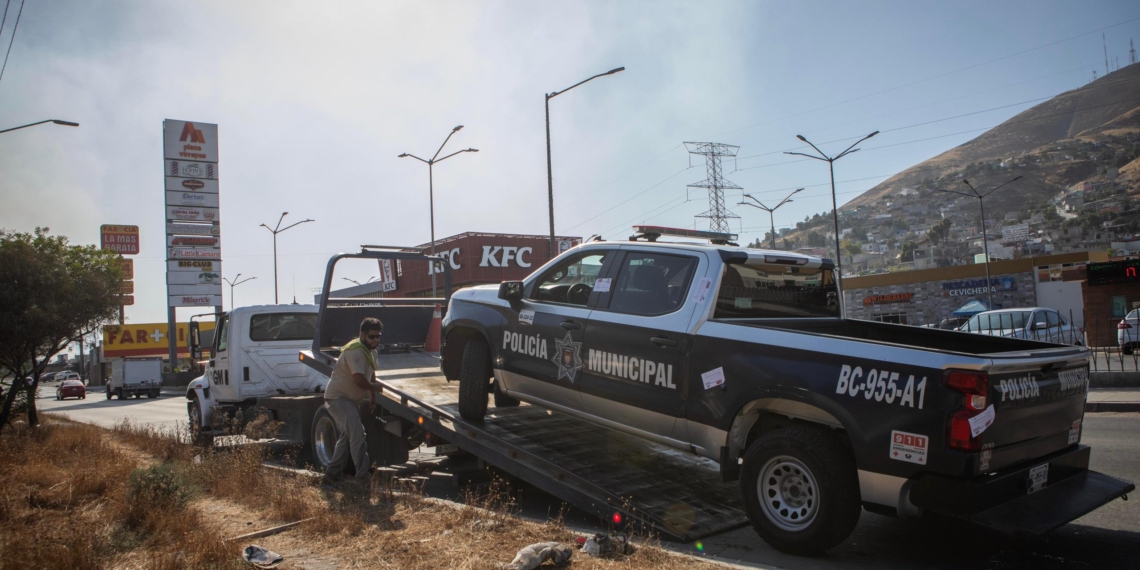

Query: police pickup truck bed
left=440, top=239, right=1133, bottom=554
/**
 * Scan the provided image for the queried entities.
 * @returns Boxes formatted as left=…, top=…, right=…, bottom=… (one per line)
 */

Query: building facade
left=842, top=251, right=1108, bottom=327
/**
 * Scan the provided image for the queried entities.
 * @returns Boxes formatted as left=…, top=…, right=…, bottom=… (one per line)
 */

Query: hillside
left=780, top=63, right=1140, bottom=267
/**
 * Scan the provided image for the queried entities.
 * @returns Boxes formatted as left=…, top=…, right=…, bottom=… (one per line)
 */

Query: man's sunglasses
left=366, top=333, right=382, bottom=340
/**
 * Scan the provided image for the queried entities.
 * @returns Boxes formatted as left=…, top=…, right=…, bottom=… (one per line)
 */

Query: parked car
left=56, top=380, right=86, bottom=400
left=958, top=307, right=1081, bottom=345
left=937, top=316, right=969, bottom=330
left=1120, top=309, right=1139, bottom=355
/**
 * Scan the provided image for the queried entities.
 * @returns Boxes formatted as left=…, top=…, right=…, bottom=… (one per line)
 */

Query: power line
left=0, top=0, right=23, bottom=85
left=702, top=14, right=1140, bottom=140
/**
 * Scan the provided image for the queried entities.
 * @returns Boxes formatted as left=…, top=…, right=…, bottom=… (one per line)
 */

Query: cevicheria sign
left=1088, top=259, right=1140, bottom=286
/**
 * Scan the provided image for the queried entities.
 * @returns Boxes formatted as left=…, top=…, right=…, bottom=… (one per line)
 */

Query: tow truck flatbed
left=301, top=349, right=748, bottom=542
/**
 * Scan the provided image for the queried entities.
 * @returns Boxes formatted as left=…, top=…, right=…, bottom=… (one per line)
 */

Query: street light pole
left=223, top=274, right=256, bottom=311
left=785, top=131, right=878, bottom=309
left=739, top=188, right=803, bottom=250
left=545, top=66, right=625, bottom=257
left=259, top=212, right=313, bottom=304
left=399, top=126, right=478, bottom=297
left=0, top=119, right=79, bottom=134
left=939, top=175, right=1022, bottom=310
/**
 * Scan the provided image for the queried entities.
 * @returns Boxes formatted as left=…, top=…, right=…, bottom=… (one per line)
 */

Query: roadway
left=32, top=386, right=1140, bottom=570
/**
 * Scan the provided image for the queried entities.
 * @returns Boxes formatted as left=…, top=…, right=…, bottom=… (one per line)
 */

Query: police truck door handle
left=560, top=321, right=582, bottom=331
left=651, top=336, right=678, bottom=348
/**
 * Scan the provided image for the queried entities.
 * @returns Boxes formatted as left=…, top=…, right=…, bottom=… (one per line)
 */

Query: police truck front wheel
left=740, top=428, right=861, bottom=555
left=458, top=339, right=491, bottom=421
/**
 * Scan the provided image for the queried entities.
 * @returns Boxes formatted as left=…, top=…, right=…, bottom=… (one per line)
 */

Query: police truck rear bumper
left=909, top=445, right=1134, bottom=536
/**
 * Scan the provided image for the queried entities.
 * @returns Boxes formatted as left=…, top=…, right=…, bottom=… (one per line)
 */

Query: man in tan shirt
left=322, top=317, right=384, bottom=484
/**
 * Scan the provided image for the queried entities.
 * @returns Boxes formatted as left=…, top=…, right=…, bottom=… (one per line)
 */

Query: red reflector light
left=612, top=513, right=622, bottom=524
left=1119, top=322, right=1133, bottom=329
left=948, top=410, right=981, bottom=452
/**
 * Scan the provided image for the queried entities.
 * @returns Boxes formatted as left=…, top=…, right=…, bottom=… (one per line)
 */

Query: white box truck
left=107, top=358, right=163, bottom=400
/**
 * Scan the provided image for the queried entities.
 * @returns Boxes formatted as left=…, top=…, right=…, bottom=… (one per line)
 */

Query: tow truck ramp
left=301, top=350, right=748, bottom=542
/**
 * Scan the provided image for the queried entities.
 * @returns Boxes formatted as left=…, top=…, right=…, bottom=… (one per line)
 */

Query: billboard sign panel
left=165, top=176, right=219, bottom=194
left=101, top=225, right=140, bottom=255
left=102, top=321, right=216, bottom=358
left=168, top=260, right=221, bottom=273
left=169, top=284, right=223, bottom=296
left=119, top=258, right=134, bottom=279
left=119, top=281, right=134, bottom=294
left=165, top=159, right=218, bottom=180
left=169, top=294, right=224, bottom=307
left=163, top=120, right=219, bottom=162
left=165, top=191, right=220, bottom=208
left=167, top=235, right=220, bottom=247
left=166, top=206, right=219, bottom=222
left=167, top=270, right=221, bottom=285
left=118, top=295, right=135, bottom=306
left=169, top=247, right=222, bottom=260
left=166, top=223, right=219, bottom=236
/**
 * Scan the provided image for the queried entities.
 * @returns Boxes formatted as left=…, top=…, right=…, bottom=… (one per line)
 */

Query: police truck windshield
left=714, top=262, right=839, bottom=319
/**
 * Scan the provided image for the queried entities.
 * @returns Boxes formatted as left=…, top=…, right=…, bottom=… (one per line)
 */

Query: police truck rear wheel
left=740, top=428, right=861, bottom=555
left=458, top=339, right=491, bottom=421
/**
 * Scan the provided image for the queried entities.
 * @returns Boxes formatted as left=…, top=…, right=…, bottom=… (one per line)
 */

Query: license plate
left=433, top=443, right=458, bottom=456
left=1028, top=463, right=1049, bottom=494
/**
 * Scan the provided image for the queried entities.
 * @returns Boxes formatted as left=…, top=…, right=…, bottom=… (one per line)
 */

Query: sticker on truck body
left=519, top=310, right=534, bottom=326
left=1028, top=463, right=1049, bottom=494
left=1068, top=419, right=1082, bottom=445
left=889, top=430, right=928, bottom=465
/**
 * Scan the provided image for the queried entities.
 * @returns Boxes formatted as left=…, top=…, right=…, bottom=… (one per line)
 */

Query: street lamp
left=399, top=126, right=478, bottom=297
left=342, top=277, right=376, bottom=286
left=0, top=119, right=80, bottom=134
left=223, top=274, right=256, bottom=310
left=939, top=176, right=1022, bottom=310
left=545, top=66, right=625, bottom=257
left=259, top=212, right=313, bottom=304
left=785, top=131, right=878, bottom=308
left=739, top=188, right=803, bottom=250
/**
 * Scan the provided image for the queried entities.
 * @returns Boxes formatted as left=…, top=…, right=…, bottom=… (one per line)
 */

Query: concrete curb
left=1089, top=372, right=1140, bottom=388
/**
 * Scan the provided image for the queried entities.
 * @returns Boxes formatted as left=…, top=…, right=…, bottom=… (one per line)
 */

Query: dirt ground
left=0, top=415, right=724, bottom=569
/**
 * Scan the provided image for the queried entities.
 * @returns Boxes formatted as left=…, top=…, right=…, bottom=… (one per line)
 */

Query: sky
left=2, top=0, right=1140, bottom=330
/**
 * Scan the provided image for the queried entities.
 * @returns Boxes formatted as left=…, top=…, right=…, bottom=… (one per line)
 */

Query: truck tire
left=147, top=390, right=158, bottom=399
left=740, top=427, right=861, bottom=555
left=115, top=388, right=123, bottom=400
left=458, top=339, right=491, bottom=422
left=311, top=406, right=339, bottom=472
left=106, top=388, right=112, bottom=400
left=493, top=378, right=519, bottom=408
left=188, top=395, right=214, bottom=447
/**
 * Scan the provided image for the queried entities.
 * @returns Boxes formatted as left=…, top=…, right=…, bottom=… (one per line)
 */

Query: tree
left=928, top=218, right=952, bottom=246
left=807, top=231, right=825, bottom=247
left=900, top=241, right=918, bottom=263
left=842, top=239, right=862, bottom=258
left=0, top=228, right=123, bottom=430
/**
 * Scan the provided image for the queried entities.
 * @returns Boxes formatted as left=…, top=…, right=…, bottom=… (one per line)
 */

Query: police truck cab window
left=608, top=252, right=697, bottom=316
left=533, top=253, right=606, bottom=306
left=249, top=313, right=319, bottom=341
left=714, top=262, right=839, bottom=319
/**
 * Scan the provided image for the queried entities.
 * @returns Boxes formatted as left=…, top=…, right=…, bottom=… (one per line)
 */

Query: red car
left=56, top=380, right=86, bottom=400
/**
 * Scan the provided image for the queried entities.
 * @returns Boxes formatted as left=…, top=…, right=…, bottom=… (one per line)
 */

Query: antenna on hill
left=1104, top=33, right=1110, bottom=76
left=1130, top=39, right=1136, bottom=66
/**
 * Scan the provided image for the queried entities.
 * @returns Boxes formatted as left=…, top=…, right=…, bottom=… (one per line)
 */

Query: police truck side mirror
left=498, top=281, right=524, bottom=302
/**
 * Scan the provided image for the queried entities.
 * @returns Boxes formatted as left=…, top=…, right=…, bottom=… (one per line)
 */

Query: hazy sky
left=2, top=0, right=1140, bottom=326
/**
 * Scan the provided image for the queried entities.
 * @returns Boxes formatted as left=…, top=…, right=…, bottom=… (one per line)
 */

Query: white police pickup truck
left=440, top=229, right=1133, bottom=554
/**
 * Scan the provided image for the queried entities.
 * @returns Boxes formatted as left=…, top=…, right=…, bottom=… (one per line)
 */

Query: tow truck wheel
left=311, top=406, right=339, bottom=471
left=493, top=379, right=519, bottom=408
left=458, top=339, right=491, bottom=421
left=740, top=427, right=861, bottom=555
left=188, top=395, right=214, bottom=447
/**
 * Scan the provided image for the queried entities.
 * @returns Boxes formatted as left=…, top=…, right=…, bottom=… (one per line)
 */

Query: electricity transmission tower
left=684, top=142, right=741, bottom=234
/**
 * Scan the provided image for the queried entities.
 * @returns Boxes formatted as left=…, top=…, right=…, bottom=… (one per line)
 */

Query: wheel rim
left=313, top=415, right=338, bottom=468
left=189, top=401, right=202, bottom=437
left=757, top=455, right=820, bottom=532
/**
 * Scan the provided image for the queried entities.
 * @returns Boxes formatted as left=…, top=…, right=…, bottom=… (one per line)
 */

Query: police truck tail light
left=944, top=370, right=988, bottom=452
left=948, top=410, right=981, bottom=452
left=945, top=370, right=988, bottom=411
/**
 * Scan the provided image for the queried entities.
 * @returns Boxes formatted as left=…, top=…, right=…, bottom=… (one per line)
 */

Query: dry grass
left=2, top=416, right=722, bottom=570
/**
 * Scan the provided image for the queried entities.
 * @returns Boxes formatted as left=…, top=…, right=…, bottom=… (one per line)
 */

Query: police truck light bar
left=631, top=225, right=738, bottom=244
